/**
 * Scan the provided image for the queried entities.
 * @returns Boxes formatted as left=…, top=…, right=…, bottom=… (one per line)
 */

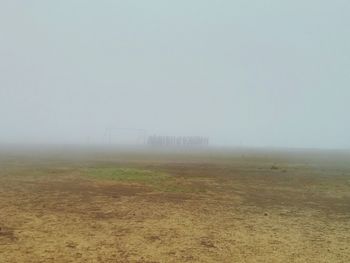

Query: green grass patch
left=86, top=167, right=168, bottom=184
left=85, top=167, right=181, bottom=192
left=84, top=167, right=208, bottom=193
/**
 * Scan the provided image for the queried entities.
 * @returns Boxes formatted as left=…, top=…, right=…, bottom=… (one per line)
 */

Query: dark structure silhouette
left=147, top=135, right=209, bottom=147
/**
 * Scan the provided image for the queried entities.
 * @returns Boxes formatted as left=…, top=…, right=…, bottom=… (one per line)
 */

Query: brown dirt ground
left=0, top=148, right=350, bottom=262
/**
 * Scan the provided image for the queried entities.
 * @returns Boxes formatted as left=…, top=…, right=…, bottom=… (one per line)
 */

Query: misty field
left=0, top=147, right=349, bottom=262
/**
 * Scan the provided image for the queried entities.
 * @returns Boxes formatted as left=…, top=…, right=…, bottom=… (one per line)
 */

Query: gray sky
left=0, top=0, right=349, bottom=148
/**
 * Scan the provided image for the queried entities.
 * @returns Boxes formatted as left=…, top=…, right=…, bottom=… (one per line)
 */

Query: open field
left=0, top=146, right=350, bottom=262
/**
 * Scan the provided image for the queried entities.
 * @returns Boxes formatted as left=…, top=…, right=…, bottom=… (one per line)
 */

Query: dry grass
left=0, top=148, right=350, bottom=262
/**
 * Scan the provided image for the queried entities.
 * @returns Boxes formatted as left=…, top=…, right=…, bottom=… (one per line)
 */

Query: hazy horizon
left=1, top=1, right=349, bottom=149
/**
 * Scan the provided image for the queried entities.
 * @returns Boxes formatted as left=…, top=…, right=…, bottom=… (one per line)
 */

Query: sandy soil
left=0, top=148, right=349, bottom=262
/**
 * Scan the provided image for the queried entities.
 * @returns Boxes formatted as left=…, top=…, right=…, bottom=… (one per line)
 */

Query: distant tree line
left=147, top=135, right=209, bottom=147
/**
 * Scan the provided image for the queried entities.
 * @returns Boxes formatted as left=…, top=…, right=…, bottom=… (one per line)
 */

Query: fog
left=0, top=1, right=349, bottom=149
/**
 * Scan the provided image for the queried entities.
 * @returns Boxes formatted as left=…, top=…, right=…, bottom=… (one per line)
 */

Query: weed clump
left=270, top=165, right=279, bottom=170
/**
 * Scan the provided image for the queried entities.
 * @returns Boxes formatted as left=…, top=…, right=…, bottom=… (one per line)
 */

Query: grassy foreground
left=0, top=148, right=350, bottom=263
